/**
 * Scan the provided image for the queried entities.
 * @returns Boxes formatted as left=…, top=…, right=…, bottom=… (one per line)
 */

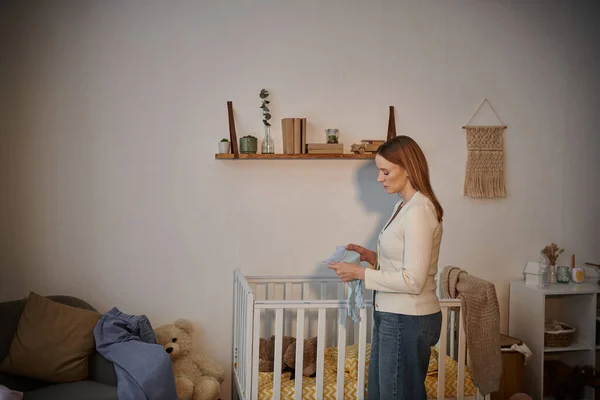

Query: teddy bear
left=155, top=319, right=225, bottom=400
left=258, top=335, right=296, bottom=373
left=258, top=335, right=318, bottom=380
left=282, top=336, right=318, bottom=380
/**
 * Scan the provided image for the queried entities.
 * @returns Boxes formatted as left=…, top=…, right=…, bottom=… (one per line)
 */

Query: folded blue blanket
left=93, top=307, right=178, bottom=400
left=324, top=246, right=365, bottom=322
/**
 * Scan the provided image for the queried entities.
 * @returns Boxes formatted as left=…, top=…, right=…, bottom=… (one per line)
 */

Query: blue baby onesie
left=324, top=246, right=365, bottom=322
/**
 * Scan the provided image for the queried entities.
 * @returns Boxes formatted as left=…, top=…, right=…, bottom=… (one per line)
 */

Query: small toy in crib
left=258, top=335, right=318, bottom=380
left=258, top=335, right=296, bottom=374
left=283, top=336, right=318, bottom=380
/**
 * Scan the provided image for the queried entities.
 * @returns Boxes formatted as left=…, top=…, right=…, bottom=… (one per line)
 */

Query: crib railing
left=438, top=300, right=467, bottom=400
left=245, top=274, right=367, bottom=349
left=233, top=269, right=255, bottom=399
left=233, top=269, right=480, bottom=400
left=251, top=299, right=370, bottom=400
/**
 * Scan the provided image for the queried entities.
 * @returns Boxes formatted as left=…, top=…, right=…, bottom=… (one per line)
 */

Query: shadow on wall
left=310, top=160, right=398, bottom=278
left=298, top=161, right=397, bottom=344
left=0, top=4, right=35, bottom=302
left=354, top=160, right=399, bottom=252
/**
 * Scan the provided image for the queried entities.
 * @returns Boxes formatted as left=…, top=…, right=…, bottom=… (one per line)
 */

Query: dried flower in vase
left=541, top=243, right=564, bottom=266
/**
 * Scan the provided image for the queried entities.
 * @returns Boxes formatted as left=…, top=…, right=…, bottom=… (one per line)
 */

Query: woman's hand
left=346, top=243, right=376, bottom=266
left=328, top=262, right=366, bottom=282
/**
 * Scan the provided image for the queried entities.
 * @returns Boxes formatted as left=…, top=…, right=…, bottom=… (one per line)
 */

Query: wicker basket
left=544, top=320, right=576, bottom=347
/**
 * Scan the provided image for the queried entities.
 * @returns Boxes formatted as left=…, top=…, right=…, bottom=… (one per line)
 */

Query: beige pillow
left=0, top=292, right=101, bottom=383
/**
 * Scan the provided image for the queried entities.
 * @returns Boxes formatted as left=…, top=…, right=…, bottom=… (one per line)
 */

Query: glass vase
left=325, top=128, right=339, bottom=144
left=538, top=259, right=549, bottom=288
left=261, top=125, right=275, bottom=154
left=548, top=264, right=557, bottom=284
left=557, top=265, right=570, bottom=283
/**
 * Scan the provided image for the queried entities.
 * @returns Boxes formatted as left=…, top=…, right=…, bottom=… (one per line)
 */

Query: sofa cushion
left=23, top=380, right=118, bottom=400
left=87, top=352, right=118, bottom=387
left=0, top=295, right=99, bottom=362
left=0, top=292, right=101, bottom=383
left=0, top=372, right=49, bottom=393
left=0, top=300, right=27, bottom=363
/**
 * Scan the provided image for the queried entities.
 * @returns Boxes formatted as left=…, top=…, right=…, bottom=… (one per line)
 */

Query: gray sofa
left=0, top=295, right=118, bottom=400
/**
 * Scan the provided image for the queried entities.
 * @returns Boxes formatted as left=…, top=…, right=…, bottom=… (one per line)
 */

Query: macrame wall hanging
left=462, top=99, right=507, bottom=199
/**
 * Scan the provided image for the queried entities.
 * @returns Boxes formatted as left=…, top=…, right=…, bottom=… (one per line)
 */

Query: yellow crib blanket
left=257, top=344, right=477, bottom=399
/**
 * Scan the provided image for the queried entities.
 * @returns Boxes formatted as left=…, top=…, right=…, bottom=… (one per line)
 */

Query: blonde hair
left=377, top=136, right=444, bottom=222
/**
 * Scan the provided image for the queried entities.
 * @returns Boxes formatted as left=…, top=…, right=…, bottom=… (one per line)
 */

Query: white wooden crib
left=232, top=269, right=489, bottom=400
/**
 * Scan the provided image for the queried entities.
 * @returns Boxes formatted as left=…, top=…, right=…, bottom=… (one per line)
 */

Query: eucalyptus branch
left=259, top=89, right=271, bottom=127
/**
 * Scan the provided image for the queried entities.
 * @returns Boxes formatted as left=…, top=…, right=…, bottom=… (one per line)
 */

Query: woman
left=328, top=135, right=444, bottom=400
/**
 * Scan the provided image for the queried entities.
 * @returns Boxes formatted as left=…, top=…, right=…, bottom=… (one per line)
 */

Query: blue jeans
left=367, top=310, right=442, bottom=400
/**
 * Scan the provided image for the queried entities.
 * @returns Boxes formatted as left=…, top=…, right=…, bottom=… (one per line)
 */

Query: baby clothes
left=324, top=246, right=365, bottom=322
left=323, top=246, right=348, bottom=264
left=347, top=279, right=365, bottom=322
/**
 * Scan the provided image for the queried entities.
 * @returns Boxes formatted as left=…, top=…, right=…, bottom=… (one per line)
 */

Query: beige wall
left=1, top=1, right=599, bottom=397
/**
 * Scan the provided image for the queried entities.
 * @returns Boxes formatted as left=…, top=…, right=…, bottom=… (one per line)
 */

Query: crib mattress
left=257, top=346, right=477, bottom=399
left=257, top=373, right=477, bottom=399
left=258, top=370, right=358, bottom=399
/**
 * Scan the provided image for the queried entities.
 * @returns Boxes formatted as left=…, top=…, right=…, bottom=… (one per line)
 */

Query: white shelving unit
left=509, top=280, right=600, bottom=399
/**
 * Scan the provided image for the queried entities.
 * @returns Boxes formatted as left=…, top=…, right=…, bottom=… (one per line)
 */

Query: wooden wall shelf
left=221, top=101, right=396, bottom=160
left=215, top=153, right=375, bottom=160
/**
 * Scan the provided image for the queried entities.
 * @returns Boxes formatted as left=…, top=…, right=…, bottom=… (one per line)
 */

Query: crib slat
left=437, top=307, right=448, bottom=400
left=302, top=282, right=310, bottom=301
left=316, top=308, right=326, bottom=400
left=239, top=279, right=245, bottom=392
left=336, top=308, right=346, bottom=400
left=294, top=309, right=305, bottom=400
left=357, top=307, right=368, bottom=400
left=246, top=290, right=254, bottom=397
left=450, top=311, right=456, bottom=359
left=233, top=276, right=238, bottom=378
left=251, top=309, right=261, bottom=400
left=286, top=282, right=294, bottom=337
left=320, top=281, right=327, bottom=300
left=457, top=309, right=466, bottom=399
left=270, top=283, right=277, bottom=339
left=337, top=283, right=345, bottom=301
left=268, top=283, right=275, bottom=300
left=273, top=308, right=284, bottom=400
left=302, top=283, right=313, bottom=340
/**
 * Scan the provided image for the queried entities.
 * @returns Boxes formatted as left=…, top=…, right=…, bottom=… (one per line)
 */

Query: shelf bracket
left=387, top=106, right=396, bottom=140
left=227, top=101, right=240, bottom=158
left=387, top=105, right=397, bottom=141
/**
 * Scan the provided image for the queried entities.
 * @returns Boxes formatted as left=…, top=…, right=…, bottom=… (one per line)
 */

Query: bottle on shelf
left=538, top=258, right=549, bottom=288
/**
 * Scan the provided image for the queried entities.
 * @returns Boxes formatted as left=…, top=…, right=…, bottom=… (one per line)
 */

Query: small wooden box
left=490, top=334, right=525, bottom=400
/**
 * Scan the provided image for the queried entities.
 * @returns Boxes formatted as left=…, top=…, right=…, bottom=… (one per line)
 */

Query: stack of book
left=305, top=143, right=343, bottom=154
left=281, top=117, right=306, bottom=154
left=281, top=118, right=345, bottom=154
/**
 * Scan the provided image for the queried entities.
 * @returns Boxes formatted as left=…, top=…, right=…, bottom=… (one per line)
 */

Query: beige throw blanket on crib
left=441, top=266, right=502, bottom=396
